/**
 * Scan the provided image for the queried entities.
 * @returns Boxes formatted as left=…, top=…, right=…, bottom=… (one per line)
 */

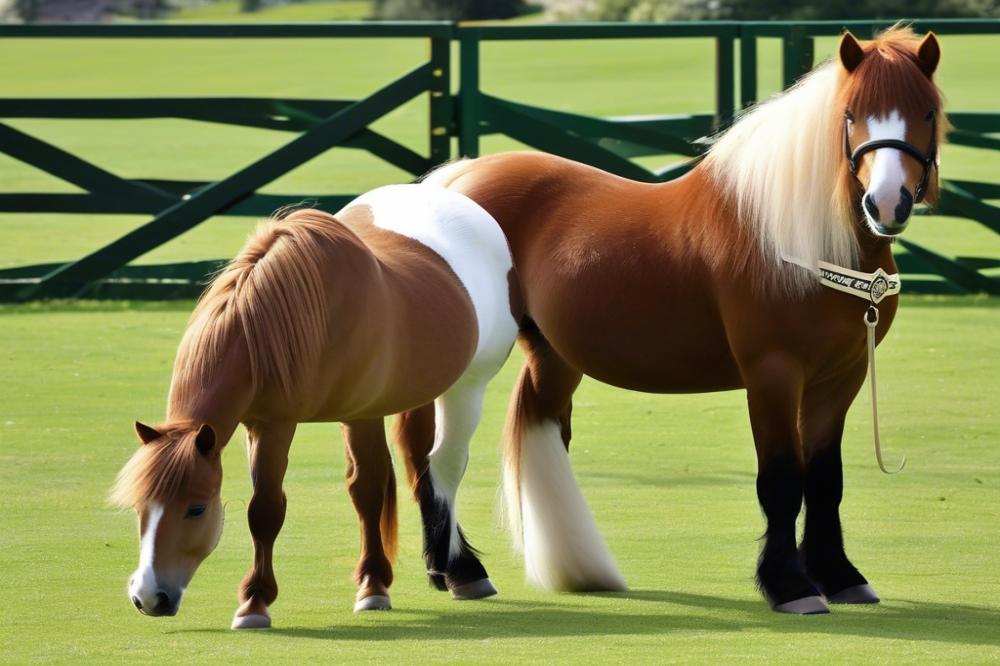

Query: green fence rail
left=0, top=22, right=452, bottom=300
left=1, top=20, right=999, bottom=300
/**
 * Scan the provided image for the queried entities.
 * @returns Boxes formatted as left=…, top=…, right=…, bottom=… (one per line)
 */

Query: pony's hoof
left=353, top=595, right=392, bottom=612
left=450, top=578, right=498, bottom=600
left=773, top=595, right=829, bottom=615
left=827, top=583, right=880, bottom=604
left=231, top=613, right=271, bottom=630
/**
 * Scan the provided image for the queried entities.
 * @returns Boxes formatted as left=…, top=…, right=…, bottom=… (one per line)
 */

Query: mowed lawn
left=1, top=26, right=1000, bottom=664
left=2, top=298, right=999, bottom=663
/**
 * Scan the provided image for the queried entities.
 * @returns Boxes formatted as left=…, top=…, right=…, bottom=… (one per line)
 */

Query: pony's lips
left=873, top=221, right=907, bottom=237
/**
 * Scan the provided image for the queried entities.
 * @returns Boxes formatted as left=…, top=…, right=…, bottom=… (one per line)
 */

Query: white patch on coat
left=345, top=184, right=519, bottom=566
left=130, top=502, right=164, bottom=606
left=863, top=110, right=909, bottom=231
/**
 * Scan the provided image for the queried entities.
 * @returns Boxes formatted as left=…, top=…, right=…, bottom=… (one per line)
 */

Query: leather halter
left=844, top=113, right=937, bottom=203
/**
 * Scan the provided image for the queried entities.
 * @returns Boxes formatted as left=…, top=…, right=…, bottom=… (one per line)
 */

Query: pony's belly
left=531, top=282, right=743, bottom=394
left=550, top=325, right=743, bottom=394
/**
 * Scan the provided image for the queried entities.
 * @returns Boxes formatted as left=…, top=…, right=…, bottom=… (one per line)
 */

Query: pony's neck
left=166, top=338, right=254, bottom=448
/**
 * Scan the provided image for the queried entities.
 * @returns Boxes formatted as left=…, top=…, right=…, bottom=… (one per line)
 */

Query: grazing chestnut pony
left=424, top=28, right=944, bottom=614
left=111, top=184, right=518, bottom=628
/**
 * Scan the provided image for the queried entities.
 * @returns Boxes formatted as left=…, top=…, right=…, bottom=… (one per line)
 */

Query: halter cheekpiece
left=844, top=113, right=937, bottom=203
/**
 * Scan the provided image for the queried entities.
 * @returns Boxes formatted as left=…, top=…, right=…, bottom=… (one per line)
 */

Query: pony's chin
left=865, top=216, right=908, bottom=238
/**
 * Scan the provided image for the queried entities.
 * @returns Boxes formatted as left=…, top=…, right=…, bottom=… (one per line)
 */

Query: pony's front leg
left=800, top=367, right=879, bottom=604
left=745, top=360, right=828, bottom=614
left=342, top=419, right=396, bottom=612
left=231, top=421, right=295, bottom=630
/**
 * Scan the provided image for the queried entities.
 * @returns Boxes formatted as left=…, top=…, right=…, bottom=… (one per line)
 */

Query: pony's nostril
left=863, top=193, right=880, bottom=222
left=132, top=595, right=143, bottom=610
left=895, top=186, right=914, bottom=224
left=154, top=592, right=170, bottom=613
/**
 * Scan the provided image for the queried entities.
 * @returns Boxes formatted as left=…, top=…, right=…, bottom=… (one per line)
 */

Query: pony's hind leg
left=502, top=325, right=626, bottom=592
left=342, top=419, right=397, bottom=612
left=395, top=385, right=497, bottom=599
left=232, top=421, right=296, bottom=630
left=800, top=367, right=879, bottom=604
left=744, top=359, right=827, bottom=614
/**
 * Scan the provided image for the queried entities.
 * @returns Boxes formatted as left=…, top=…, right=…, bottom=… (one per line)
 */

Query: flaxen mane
left=112, top=209, right=349, bottom=507
left=705, top=25, right=943, bottom=295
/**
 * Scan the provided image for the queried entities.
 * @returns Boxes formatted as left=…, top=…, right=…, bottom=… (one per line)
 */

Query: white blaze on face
left=129, top=502, right=163, bottom=608
left=864, top=110, right=908, bottom=228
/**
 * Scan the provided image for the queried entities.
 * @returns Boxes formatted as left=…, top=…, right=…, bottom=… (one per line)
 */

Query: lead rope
left=865, top=305, right=906, bottom=474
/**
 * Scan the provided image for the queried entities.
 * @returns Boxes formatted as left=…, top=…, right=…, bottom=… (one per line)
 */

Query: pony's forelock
left=109, top=423, right=202, bottom=509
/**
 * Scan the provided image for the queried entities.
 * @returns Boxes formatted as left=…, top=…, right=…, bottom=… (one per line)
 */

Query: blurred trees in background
left=3, top=0, right=997, bottom=21
left=549, top=0, right=1000, bottom=20
left=372, top=0, right=523, bottom=19
left=4, top=0, right=172, bottom=20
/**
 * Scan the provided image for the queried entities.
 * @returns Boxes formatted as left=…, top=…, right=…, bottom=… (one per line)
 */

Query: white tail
left=503, top=419, right=627, bottom=592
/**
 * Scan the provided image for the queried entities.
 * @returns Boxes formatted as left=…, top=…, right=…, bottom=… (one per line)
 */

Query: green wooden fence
left=1, top=20, right=999, bottom=300
left=0, top=22, right=452, bottom=300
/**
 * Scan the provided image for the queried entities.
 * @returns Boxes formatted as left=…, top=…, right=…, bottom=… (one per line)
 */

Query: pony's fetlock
left=800, top=546, right=868, bottom=598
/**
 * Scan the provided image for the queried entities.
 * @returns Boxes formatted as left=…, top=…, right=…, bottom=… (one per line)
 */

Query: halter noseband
left=844, top=113, right=937, bottom=203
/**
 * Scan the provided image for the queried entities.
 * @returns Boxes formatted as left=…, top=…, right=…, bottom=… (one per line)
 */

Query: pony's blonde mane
left=705, top=61, right=854, bottom=294
left=169, top=209, right=346, bottom=410
left=113, top=209, right=350, bottom=507
left=109, top=422, right=202, bottom=508
left=704, top=26, right=942, bottom=295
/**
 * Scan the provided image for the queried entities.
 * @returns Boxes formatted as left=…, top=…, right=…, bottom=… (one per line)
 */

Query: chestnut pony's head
left=838, top=28, right=945, bottom=237
left=111, top=421, right=224, bottom=616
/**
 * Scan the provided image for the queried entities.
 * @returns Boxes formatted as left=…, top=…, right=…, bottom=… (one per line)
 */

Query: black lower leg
left=802, top=448, right=867, bottom=596
left=756, top=453, right=818, bottom=605
left=416, top=470, right=488, bottom=590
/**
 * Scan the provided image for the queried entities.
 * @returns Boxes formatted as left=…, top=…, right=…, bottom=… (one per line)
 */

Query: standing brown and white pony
left=425, top=27, right=944, bottom=614
left=111, top=184, right=519, bottom=628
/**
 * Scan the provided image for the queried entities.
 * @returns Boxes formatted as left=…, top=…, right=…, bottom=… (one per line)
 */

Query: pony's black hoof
left=449, top=577, right=498, bottom=600
left=773, top=595, right=830, bottom=615
left=827, top=583, right=880, bottom=605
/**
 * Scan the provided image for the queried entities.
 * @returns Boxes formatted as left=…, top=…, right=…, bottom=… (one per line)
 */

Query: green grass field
left=1, top=21, right=999, bottom=665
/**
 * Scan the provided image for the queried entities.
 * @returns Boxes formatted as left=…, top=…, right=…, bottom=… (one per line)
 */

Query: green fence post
left=715, top=32, right=735, bottom=127
left=782, top=27, right=814, bottom=88
left=429, top=33, right=451, bottom=167
left=739, top=26, right=758, bottom=108
left=458, top=27, right=480, bottom=158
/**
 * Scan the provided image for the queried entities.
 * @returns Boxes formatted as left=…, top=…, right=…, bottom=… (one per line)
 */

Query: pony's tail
left=502, top=364, right=627, bottom=592
left=381, top=464, right=398, bottom=565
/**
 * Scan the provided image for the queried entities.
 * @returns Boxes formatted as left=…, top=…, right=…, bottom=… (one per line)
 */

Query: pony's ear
left=194, top=424, right=217, bottom=458
left=839, top=31, right=865, bottom=73
left=135, top=421, right=161, bottom=445
left=917, top=32, right=940, bottom=77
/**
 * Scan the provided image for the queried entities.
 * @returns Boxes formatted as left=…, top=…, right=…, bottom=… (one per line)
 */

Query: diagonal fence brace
left=17, top=63, right=434, bottom=301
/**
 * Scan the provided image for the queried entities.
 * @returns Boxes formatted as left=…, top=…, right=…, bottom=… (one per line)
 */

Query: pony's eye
left=844, top=110, right=855, bottom=123
left=185, top=504, right=207, bottom=519
left=925, top=110, right=935, bottom=122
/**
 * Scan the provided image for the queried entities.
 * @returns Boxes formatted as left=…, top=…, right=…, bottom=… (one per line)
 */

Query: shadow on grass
left=586, top=470, right=754, bottom=488
left=170, top=588, right=1000, bottom=647
left=610, top=589, right=1000, bottom=647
